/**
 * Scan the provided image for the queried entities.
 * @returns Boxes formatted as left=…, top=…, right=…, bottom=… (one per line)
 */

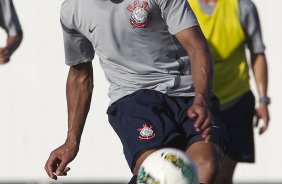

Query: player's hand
left=0, top=47, right=11, bottom=64
left=44, top=142, right=79, bottom=180
left=254, top=104, right=270, bottom=134
left=187, top=102, right=212, bottom=143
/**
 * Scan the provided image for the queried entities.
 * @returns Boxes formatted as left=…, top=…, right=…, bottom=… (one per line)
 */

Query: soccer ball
left=137, top=148, right=199, bottom=184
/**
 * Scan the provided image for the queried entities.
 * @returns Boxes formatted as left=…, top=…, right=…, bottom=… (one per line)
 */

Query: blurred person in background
left=0, top=0, right=22, bottom=64
left=188, top=0, right=270, bottom=183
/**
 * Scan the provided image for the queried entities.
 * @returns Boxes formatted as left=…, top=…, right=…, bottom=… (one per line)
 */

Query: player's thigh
left=107, top=89, right=186, bottom=173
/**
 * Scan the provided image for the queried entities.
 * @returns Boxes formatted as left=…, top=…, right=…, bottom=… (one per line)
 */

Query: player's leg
left=180, top=94, right=227, bottom=184
left=130, top=93, right=227, bottom=184
left=216, top=91, right=255, bottom=184
left=128, top=175, right=137, bottom=184
left=107, top=89, right=187, bottom=184
left=216, top=155, right=237, bottom=184
left=186, top=141, right=223, bottom=183
left=217, top=91, right=255, bottom=184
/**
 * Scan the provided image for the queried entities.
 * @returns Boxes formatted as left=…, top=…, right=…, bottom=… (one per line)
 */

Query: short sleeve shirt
left=61, top=0, right=198, bottom=104
left=239, top=0, right=265, bottom=53
left=0, top=0, right=22, bottom=36
left=198, top=0, right=265, bottom=54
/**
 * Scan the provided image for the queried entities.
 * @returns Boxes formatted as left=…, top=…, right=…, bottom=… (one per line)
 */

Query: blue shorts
left=107, top=89, right=227, bottom=171
left=221, top=91, right=255, bottom=162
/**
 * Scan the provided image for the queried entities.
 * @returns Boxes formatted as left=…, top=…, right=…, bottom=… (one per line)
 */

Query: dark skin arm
left=0, top=34, right=23, bottom=64
left=175, top=25, right=214, bottom=142
left=251, top=53, right=270, bottom=134
left=44, top=62, right=94, bottom=180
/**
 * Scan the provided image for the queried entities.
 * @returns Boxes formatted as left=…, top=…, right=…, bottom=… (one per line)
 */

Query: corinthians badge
left=127, top=0, right=152, bottom=28
left=137, top=122, right=156, bottom=140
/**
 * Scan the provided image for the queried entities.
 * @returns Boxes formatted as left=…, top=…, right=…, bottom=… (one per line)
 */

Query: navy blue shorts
left=107, top=89, right=227, bottom=171
left=221, top=91, right=255, bottom=162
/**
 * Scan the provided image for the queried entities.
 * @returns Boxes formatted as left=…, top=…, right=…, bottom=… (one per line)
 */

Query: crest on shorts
left=127, top=0, right=152, bottom=28
left=137, top=122, right=156, bottom=140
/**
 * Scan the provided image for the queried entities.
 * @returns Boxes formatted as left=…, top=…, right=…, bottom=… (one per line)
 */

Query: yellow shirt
left=188, top=0, right=250, bottom=105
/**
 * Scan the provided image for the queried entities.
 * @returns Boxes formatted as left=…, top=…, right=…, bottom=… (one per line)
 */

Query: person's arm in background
left=251, top=53, right=269, bottom=134
left=240, top=0, right=269, bottom=134
left=0, top=0, right=23, bottom=64
left=176, top=25, right=214, bottom=142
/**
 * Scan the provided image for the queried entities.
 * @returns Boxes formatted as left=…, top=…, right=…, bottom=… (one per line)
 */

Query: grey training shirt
left=61, top=0, right=199, bottom=104
left=0, top=0, right=22, bottom=36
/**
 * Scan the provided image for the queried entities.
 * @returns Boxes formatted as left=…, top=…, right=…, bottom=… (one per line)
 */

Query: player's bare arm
left=45, top=62, right=94, bottom=180
left=0, top=34, right=22, bottom=64
left=251, top=53, right=270, bottom=134
left=175, top=25, right=214, bottom=142
left=0, top=0, right=22, bottom=64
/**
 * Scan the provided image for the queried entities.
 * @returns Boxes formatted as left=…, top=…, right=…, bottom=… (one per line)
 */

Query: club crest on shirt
left=137, top=122, right=156, bottom=140
left=127, top=0, right=152, bottom=28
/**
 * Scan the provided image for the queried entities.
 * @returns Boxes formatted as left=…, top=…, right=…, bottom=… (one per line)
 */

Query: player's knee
left=194, top=154, right=221, bottom=177
left=205, top=157, right=220, bottom=176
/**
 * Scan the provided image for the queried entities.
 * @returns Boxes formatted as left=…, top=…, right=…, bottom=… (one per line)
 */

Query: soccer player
left=0, top=0, right=22, bottom=64
left=188, top=0, right=270, bottom=183
left=44, top=0, right=227, bottom=183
